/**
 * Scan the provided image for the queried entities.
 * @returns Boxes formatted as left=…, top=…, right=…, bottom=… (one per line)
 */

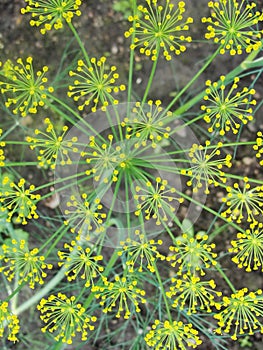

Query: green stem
left=165, top=47, right=221, bottom=113
left=142, top=46, right=160, bottom=104
left=67, top=22, right=91, bottom=66
left=127, top=0, right=138, bottom=108
left=153, top=260, right=172, bottom=322
left=215, top=263, right=236, bottom=293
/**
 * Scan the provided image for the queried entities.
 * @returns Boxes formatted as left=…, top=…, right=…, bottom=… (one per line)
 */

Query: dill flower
left=134, top=177, right=183, bottom=226
left=0, top=57, right=53, bottom=117
left=0, top=176, right=41, bottom=225
left=92, top=275, right=146, bottom=319
left=202, top=0, right=263, bottom=55
left=84, top=134, right=120, bottom=183
left=58, top=240, right=104, bottom=287
left=166, top=274, right=222, bottom=314
left=21, top=0, right=82, bottom=34
left=68, top=57, right=126, bottom=112
left=0, top=239, right=53, bottom=289
left=26, top=117, right=79, bottom=169
left=0, top=129, right=5, bottom=167
left=37, top=293, right=97, bottom=344
left=254, top=131, right=263, bottom=166
left=144, top=319, right=202, bottom=349
left=214, top=288, right=263, bottom=340
left=64, top=194, right=106, bottom=238
left=181, top=141, right=232, bottom=194
left=167, top=233, right=217, bottom=276
left=119, top=229, right=165, bottom=272
left=221, top=179, right=263, bottom=224
left=201, top=76, right=256, bottom=136
left=123, top=100, right=171, bottom=147
left=229, top=224, right=263, bottom=272
left=0, top=301, right=20, bottom=342
left=125, top=0, right=193, bottom=61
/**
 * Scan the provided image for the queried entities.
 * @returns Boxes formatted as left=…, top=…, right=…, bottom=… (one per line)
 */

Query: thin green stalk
left=164, top=47, right=221, bottom=113
left=153, top=260, right=172, bottom=322
left=214, top=263, right=236, bottom=293
left=67, top=22, right=91, bottom=66
left=142, top=46, right=160, bottom=105
left=127, top=0, right=138, bottom=109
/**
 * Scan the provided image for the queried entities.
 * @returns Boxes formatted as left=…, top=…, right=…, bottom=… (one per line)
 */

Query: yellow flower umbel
left=0, top=301, right=20, bottom=342
left=84, top=134, right=120, bottom=183
left=64, top=194, right=106, bottom=239
left=134, top=177, right=183, bottom=226
left=254, top=131, right=263, bottom=166
left=26, top=118, right=78, bottom=169
left=144, top=319, right=202, bottom=349
left=166, top=274, right=222, bottom=314
left=229, top=224, right=263, bottom=272
left=202, top=0, right=263, bottom=55
left=0, top=57, right=53, bottom=117
left=202, top=76, right=256, bottom=135
left=21, top=0, right=82, bottom=34
left=221, top=179, right=263, bottom=224
left=181, top=141, right=232, bottom=194
left=123, top=100, right=171, bottom=148
left=92, top=275, right=146, bottom=319
left=125, top=0, right=193, bottom=61
left=37, top=293, right=96, bottom=344
left=68, top=57, right=126, bottom=112
left=58, top=240, right=104, bottom=287
left=167, top=233, right=217, bottom=276
left=0, top=239, right=53, bottom=289
left=214, top=288, right=263, bottom=340
left=119, top=229, right=165, bottom=273
left=0, top=176, right=40, bottom=225
left=0, top=129, right=6, bottom=167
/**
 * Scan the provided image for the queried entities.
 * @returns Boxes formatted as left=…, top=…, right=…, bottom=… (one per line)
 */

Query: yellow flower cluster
left=181, top=141, right=232, bottom=194
left=64, top=194, right=106, bottom=239
left=123, top=100, right=171, bottom=147
left=38, top=293, right=96, bottom=344
left=0, top=176, right=40, bottom=225
left=26, top=117, right=78, bottom=169
left=166, top=274, right=222, bottom=314
left=202, top=0, right=263, bottom=55
left=221, top=179, right=263, bottom=224
left=145, top=319, right=202, bottom=349
left=167, top=233, right=217, bottom=276
left=68, top=57, right=126, bottom=112
left=125, top=0, right=193, bottom=60
left=254, top=131, right=263, bottom=166
left=134, top=177, right=183, bottom=225
left=202, top=76, right=256, bottom=135
left=0, top=301, right=20, bottom=342
left=119, top=229, right=165, bottom=273
left=229, top=224, right=263, bottom=272
left=214, top=288, right=263, bottom=340
left=0, top=129, right=5, bottom=167
left=21, top=0, right=82, bottom=34
left=92, top=275, right=146, bottom=319
left=0, top=239, right=52, bottom=289
left=84, top=134, right=120, bottom=183
left=58, top=240, right=104, bottom=287
left=0, top=57, right=53, bottom=117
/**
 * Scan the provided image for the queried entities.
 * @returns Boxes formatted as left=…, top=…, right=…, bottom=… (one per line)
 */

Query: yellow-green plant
left=0, top=0, right=263, bottom=349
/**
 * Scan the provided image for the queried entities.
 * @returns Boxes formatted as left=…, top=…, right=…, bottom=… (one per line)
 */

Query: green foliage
left=0, top=0, right=262, bottom=349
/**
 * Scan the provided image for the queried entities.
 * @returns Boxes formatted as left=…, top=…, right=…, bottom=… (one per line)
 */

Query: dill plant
left=0, top=0, right=262, bottom=349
